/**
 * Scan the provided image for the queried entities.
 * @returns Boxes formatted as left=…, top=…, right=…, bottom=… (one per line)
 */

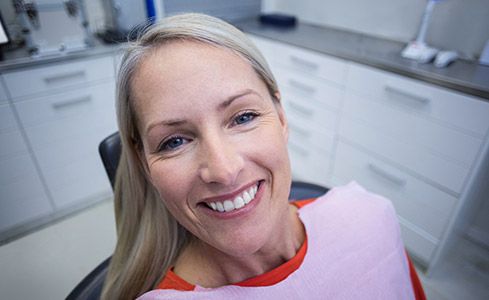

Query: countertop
left=1, top=19, right=489, bottom=100
left=0, top=40, right=124, bottom=72
left=235, top=18, right=489, bottom=100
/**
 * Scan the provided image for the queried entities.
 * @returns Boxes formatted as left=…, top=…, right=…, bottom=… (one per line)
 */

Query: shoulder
left=300, top=182, right=399, bottom=238
left=304, top=181, right=395, bottom=215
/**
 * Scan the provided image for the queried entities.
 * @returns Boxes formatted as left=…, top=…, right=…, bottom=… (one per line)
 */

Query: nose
left=198, top=132, right=244, bottom=186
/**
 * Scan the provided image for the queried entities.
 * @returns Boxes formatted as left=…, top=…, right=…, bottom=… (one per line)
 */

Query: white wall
left=263, top=0, right=489, bottom=60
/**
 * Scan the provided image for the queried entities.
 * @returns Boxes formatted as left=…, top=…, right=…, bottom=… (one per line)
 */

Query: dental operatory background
left=0, top=0, right=488, bottom=299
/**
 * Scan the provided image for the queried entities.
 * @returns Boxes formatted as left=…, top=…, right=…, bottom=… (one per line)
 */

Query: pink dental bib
left=138, top=182, right=415, bottom=300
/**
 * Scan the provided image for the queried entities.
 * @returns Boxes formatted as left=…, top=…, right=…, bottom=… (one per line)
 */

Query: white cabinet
left=0, top=82, right=53, bottom=233
left=249, top=34, right=489, bottom=272
left=0, top=54, right=118, bottom=241
left=334, top=63, right=489, bottom=267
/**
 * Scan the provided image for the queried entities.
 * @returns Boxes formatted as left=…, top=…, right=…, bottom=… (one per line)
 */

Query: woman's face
left=132, top=41, right=291, bottom=256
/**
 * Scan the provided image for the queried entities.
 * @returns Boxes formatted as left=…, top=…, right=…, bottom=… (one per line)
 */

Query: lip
left=199, top=181, right=261, bottom=204
left=198, top=180, right=264, bottom=219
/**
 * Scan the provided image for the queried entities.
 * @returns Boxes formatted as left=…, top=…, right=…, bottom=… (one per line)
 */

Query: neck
left=173, top=204, right=305, bottom=288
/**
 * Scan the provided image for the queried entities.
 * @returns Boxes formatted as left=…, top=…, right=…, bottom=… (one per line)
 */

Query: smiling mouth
left=203, top=181, right=261, bottom=213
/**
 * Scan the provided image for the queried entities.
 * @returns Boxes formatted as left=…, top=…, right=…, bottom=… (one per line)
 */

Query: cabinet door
left=0, top=80, right=8, bottom=105
left=0, top=154, right=53, bottom=233
left=331, top=141, right=458, bottom=264
left=14, top=82, right=117, bottom=209
left=0, top=103, right=52, bottom=235
left=3, top=56, right=114, bottom=99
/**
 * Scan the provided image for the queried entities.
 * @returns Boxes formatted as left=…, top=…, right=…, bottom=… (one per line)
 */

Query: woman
left=102, top=13, right=424, bottom=300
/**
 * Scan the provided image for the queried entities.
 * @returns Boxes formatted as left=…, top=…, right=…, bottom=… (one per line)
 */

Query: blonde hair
left=102, top=13, right=279, bottom=300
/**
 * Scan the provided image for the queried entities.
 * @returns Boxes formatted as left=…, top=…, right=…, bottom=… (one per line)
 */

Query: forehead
left=130, top=40, right=269, bottom=126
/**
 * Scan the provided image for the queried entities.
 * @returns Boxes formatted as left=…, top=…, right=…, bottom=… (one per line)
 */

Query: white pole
left=416, top=0, right=438, bottom=45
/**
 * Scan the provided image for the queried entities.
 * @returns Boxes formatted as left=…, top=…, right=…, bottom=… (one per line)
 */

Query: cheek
left=148, top=159, right=195, bottom=211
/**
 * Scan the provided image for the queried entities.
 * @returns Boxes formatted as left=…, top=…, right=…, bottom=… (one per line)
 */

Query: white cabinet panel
left=3, top=56, right=114, bottom=99
left=13, top=82, right=115, bottom=128
left=250, top=35, right=348, bottom=85
left=332, top=141, right=457, bottom=240
left=41, top=154, right=111, bottom=209
left=0, top=81, right=8, bottom=105
left=339, top=117, right=469, bottom=194
left=343, top=90, right=483, bottom=168
left=288, top=133, right=334, bottom=187
left=283, top=93, right=338, bottom=137
left=346, top=63, right=489, bottom=137
left=0, top=131, right=27, bottom=160
left=0, top=154, right=52, bottom=232
left=398, top=218, right=437, bottom=264
left=330, top=142, right=458, bottom=263
left=13, top=82, right=116, bottom=209
left=0, top=104, right=18, bottom=132
left=0, top=104, right=29, bottom=160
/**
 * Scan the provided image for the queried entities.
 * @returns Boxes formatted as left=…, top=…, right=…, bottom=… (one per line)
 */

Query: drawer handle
left=288, top=123, right=311, bottom=138
left=287, top=101, right=314, bottom=116
left=384, top=86, right=430, bottom=105
left=367, top=163, right=407, bottom=186
left=290, top=56, right=319, bottom=72
left=43, top=70, right=86, bottom=84
left=288, top=79, right=316, bottom=95
left=52, top=95, right=92, bottom=110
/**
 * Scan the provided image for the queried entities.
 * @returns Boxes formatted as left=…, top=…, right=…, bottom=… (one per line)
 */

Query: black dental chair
left=66, top=132, right=329, bottom=300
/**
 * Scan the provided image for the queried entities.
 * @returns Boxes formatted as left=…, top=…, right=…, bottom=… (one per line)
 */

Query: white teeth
left=234, top=196, right=245, bottom=209
left=206, top=183, right=260, bottom=213
left=243, top=191, right=252, bottom=204
left=223, top=200, right=234, bottom=212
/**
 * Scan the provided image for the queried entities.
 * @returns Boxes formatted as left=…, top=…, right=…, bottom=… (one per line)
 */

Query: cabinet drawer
left=283, top=92, right=339, bottom=136
left=15, top=83, right=115, bottom=131
left=250, top=35, right=348, bottom=85
left=343, top=90, right=483, bottom=168
left=0, top=104, right=29, bottom=158
left=288, top=135, right=334, bottom=187
left=0, top=131, right=28, bottom=159
left=346, top=63, right=489, bottom=137
left=339, top=117, right=469, bottom=193
left=287, top=110, right=336, bottom=152
left=31, top=121, right=116, bottom=172
left=0, top=103, right=18, bottom=132
left=398, top=218, right=437, bottom=264
left=0, top=154, right=52, bottom=232
left=332, top=141, right=457, bottom=241
left=4, top=56, right=114, bottom=99
left=42, top=154, right=111, bottom=209
left=276, top=69, right=343, bottom=111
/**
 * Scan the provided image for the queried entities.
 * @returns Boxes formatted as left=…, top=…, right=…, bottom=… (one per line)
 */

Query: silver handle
left=290, top=55, right=319, bottom=72
left=288, top=123, right=311, bottom=139
left=51, top=95, right=92, bottom=110
left=287, top=101, right=314, bottom=116
left=288, top=79, right=316, bottom=95
left=44, top=70, right=86, bottom=84
left=368, top=163, right=407, bottom=186
left=384, top=86, right=430, bottom=105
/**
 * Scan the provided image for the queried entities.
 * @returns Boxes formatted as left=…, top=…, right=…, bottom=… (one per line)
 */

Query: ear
left=273, top=92, right=288, bottom=141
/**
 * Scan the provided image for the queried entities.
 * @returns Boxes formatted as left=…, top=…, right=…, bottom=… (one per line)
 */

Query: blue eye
left=234, top=112, right=258, bottom=125
left=159, top=136, right=188, bottom=152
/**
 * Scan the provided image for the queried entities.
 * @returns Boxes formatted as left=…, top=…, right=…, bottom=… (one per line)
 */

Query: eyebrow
left=145, top=89, right=260, bottom=135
